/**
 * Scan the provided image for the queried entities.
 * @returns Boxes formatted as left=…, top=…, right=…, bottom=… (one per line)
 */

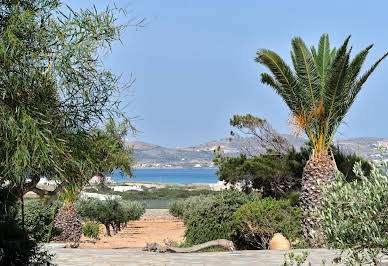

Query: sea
left=111, top=168, right=219, bottom=184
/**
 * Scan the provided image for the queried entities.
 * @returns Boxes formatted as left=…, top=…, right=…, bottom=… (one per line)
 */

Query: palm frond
left=256, top=34, right=388, bottom=154
left=255, top=49, right=303, bottom=111
left=342, top=51, right=388, bottom=120
left=329, top=48, right=337, bottom=65
left=315, top=34, right=331, bottom=95
left=311, top=46, right=317, bottom=59
left=261, top=72, right=297, bottom=111
left=323, top=36, right=351, bottom=124
left=291, top=37, right=321, bottom=109
left=290, top=51, right=297, bottom=70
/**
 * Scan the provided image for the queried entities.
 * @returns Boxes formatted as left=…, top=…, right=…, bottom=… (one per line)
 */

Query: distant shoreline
left=111, top=168, right=219, bottom=185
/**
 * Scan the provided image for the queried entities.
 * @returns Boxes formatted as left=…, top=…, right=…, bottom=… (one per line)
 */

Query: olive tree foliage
left=76, top=198, right=145, bottom=237
left=0, top=0, right=140, bottom=196
left=313, top=149, right=388, bottom=265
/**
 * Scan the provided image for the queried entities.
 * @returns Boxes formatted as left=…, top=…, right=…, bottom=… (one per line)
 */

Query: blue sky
left=67, top=0, right=388, bottom=147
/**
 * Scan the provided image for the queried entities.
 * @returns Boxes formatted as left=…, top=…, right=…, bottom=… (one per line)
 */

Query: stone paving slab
left=48, top=248, right=349, bottom=266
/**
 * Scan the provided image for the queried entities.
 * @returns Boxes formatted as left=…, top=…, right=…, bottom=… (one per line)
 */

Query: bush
left=232, top=197, right=302, bottom=249
left=181, top=190, right=261, bottom=247
left=314, top=160, right=388, bottom=265
left=0, top=188, right=53, bottom=265
left=18, top=199, right=60, bottom=242
left=0, top=218, right=54, bottom=265
left=82, top=222, right=101, bottom=239
left=168, top=200, right=186, bottom=219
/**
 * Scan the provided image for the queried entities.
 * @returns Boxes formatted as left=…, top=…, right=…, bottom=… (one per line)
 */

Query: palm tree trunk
left=299, top=153, right=336, bottom=247
left=53, top=201, right=82, bottom=247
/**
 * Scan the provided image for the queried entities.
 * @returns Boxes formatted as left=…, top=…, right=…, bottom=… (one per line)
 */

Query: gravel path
left=78, top=209, right=185, bottom=249
left=140, top=209, right=177, bottom=220
left=48, top=248, right=352, bottom=265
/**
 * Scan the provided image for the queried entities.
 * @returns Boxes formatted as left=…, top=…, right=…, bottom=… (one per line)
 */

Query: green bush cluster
left=314, top=160, right=388, bottom=265
left=76, top=198, right=145, bottom=236
left=0, top=189, right=54, bottom=265
left=167, top=200, right=186, bottom=219
left=169, top=191, right=304, bottom=250
left=169, top=190, right=262, bottom=247
left=232, top=198, right=302, bottom=249
left=82, top=221, right=101, bottom=239
left=17, top=199, right=60, bottom=242
left=214, top=144, right=371, bottom=199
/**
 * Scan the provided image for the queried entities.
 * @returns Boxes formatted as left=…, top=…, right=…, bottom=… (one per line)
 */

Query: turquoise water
left=111, top=168, right=219, bottom=184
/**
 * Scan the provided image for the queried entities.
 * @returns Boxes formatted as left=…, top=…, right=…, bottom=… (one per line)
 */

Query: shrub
left=182, top=190, right=261, bottom=247
left=168, top=200, right=186, bottom=219
left=19, top=199, right=60, bottom=242
left=82, top=222, right=101, bottom=239
left=0, top=218, right=54, bottom=265
left=232, top=197, right=302, bottom=249
left=314, top=160, right=388, bottom=265
left=286, top=191, right=300, bottom=207
left=0, top=188, right=53, bottom=265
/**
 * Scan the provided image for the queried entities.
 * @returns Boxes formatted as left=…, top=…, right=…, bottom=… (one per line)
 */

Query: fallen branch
left=143, top=239, right=235, bottom=253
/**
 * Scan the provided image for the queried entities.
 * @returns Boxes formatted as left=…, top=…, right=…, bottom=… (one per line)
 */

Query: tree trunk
left=299, top=153, right=336, bottom=247
left=52, top=201, right=82, bottom=247
left=104, top=223, right=111, bottom=237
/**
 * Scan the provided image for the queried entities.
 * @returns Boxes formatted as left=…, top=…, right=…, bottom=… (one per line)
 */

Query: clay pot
left=269, top=233, right=291, bottom=250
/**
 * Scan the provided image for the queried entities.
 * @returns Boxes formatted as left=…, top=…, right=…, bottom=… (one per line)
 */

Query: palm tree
left=255, top=34, right=387, bottom=245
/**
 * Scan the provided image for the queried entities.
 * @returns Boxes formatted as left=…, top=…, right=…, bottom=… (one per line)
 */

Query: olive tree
left=76, top=198, right=145, bottom=237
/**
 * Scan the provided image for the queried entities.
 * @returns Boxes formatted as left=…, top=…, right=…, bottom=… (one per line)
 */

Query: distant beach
left=111, top=168, right=219, bottom=184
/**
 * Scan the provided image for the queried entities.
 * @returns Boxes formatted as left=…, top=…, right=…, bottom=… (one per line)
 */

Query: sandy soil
left=78, top=209, right=185, bottom=249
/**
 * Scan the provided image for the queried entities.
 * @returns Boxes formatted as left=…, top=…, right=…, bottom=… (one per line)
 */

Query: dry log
left=143, top=239, right=235, bottom=253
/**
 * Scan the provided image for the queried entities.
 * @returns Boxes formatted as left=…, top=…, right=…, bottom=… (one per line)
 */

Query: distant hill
left=126, top=136, right=388, bottom=168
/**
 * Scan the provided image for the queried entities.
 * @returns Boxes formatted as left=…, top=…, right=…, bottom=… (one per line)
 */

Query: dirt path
left=78, top=209, right=185, bottom=249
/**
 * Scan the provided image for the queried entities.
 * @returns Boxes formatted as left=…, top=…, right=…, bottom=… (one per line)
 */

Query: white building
left=113, top=185, right=142, bottom=192
left=79, top=192, right=121, bottom=201
left=38, top=178, right=58, bottom=186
